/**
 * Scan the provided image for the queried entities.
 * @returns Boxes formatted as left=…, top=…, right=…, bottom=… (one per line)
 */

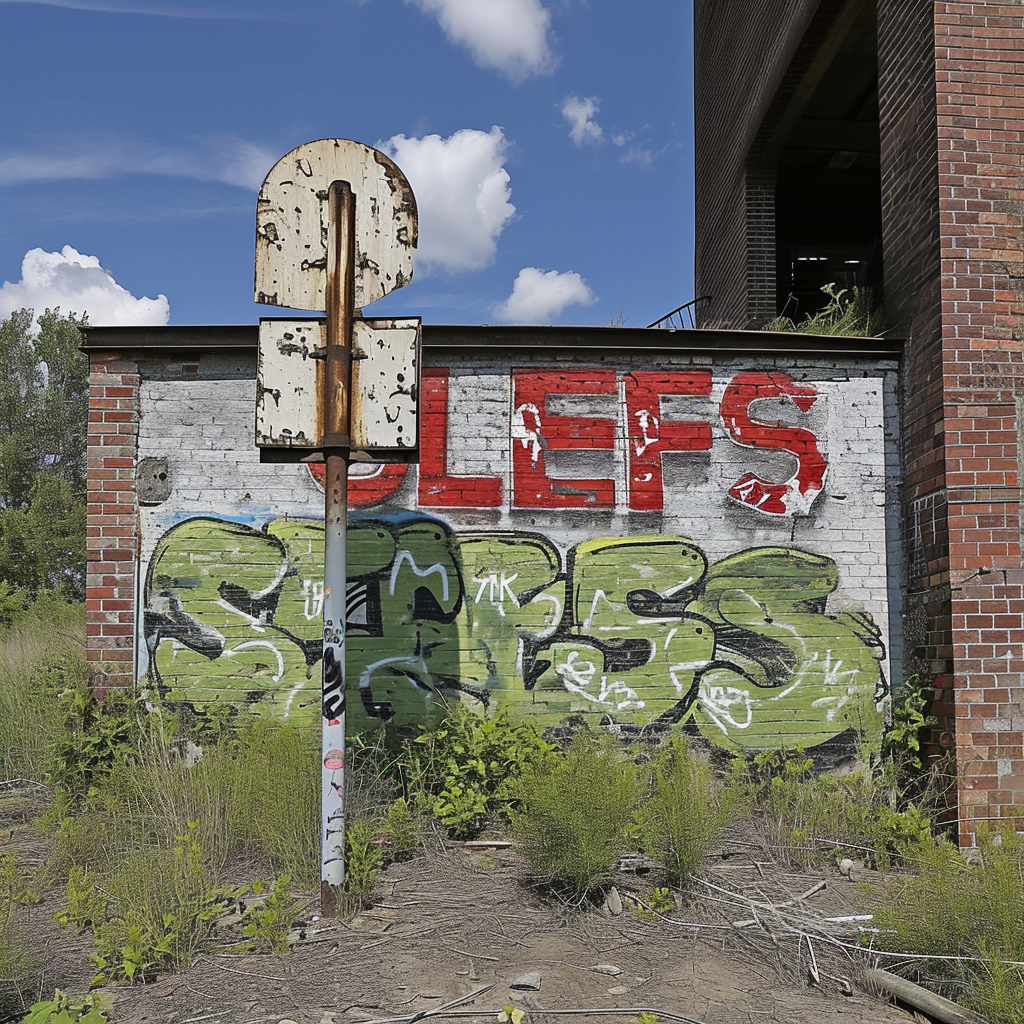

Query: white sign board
left=255, top=317, right=420, bottom=454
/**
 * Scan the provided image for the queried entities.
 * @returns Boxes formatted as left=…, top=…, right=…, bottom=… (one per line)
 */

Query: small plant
left=231, top=876, right=300, bottom=954
left=765, top=283, right=884, bottom=337
left=343, top=819, right=386, bottom=913
left=635, top=739, right=733, bottom=887
left=633, top=886, right=676, bottom=920
left=22, top=991, right=110, bottom=1024
left=497, top=1005, right=526, bottom=1023
left=510, top=733, right=638, bottom=900
left=636, top=1014, right=660, bottom=1024
left=405, top=704, right=552, bottom=838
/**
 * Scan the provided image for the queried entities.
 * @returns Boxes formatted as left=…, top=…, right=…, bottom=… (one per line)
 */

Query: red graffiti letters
left=419, top=367, right=502, bottom=507
left=625, top=371, right=713, bottom=512
left=512, top=370, right=617, bottom=508
left=720, top=372, right=827, bottom=516
left=309, top=367, right=829, bottom=516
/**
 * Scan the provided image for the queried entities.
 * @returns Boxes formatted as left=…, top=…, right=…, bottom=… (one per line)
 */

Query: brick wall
left=86, top=334, right=902, bottom=764
left=934, top=2, right=1024, bottom=843
left=694, top=0, right=821, bottom=327
left=86, top=353, right=140, bottom=693
left=877, top=1, right=951, bottom=749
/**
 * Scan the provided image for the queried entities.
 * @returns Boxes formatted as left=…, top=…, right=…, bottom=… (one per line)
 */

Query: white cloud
left=494, top=267, right=596, bottom=323
left=561, top=95, right=603, bottom=146
left=380, top=128, right=516, bottom=273
left=0, top=247, right=170, bottom=327
left=0, top=135, right=276, bottom=191
left=408, top=0, right=556, bottom=82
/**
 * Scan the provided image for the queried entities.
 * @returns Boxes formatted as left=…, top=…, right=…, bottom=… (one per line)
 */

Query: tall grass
left=739, top=747, right=933, bottom=869
left=510, top=733, right=638, bottom=900
left=635, top=739, right=735, bottom=887
left=54, top=718, right=321, bottom=888
left=0, top=599, right=86, bottom=781
left=874, top=827, right=1024, bottom=1024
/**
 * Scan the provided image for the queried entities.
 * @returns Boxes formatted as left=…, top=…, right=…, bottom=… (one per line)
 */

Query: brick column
left=86, top=353, right=140, bottom=694
left=934, top=2, right=1024, bottom=843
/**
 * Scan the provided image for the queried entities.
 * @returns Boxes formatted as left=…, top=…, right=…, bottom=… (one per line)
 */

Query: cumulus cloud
left=380, top=128, right=516, bottom=273
left=407, top=0, right=556, bottom=82
left=494, top=267, right=596, bottom=323
left=0, top=135, right=276, bottom=191
left=0, top=247, right=170, bottom=327
left=561, top=95, right=603, bottom=146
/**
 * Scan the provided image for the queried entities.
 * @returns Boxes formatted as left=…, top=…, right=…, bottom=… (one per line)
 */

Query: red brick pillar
left=86, top=354, right=140, bottom=694
left=935, top=2, right=1024, bottom=844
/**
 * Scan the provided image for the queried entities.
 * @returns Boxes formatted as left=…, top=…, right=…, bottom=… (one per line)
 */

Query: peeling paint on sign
left=351, top=319, right=420, bottom=450
left=254, top=139, right=417, bottom=312
left=255, top=317, right=420, bottom=454
left=255, top=319, right=325, bottom=447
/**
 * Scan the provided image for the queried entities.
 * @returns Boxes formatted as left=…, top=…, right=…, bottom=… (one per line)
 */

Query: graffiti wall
left=136, top=351, right=901, bottom=759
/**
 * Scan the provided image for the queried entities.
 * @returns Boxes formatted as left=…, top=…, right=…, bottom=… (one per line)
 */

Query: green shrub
left=510, top=733, right=638, bottom=900
left=874, top=827, right=1024, bottom=1023
left=403, top=703, right=552, bottom=838
left=45, top=686, right=146, bottom=803
left=635, top=739, right=732, bottom=886
left=740, top=746, right=931, bottom=869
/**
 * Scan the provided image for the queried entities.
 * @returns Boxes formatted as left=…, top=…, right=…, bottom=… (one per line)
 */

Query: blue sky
left=0, top=0, right=694, bottom=329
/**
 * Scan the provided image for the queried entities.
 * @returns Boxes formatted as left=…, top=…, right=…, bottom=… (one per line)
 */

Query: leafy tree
left=0, top=308, right=88, bottom=600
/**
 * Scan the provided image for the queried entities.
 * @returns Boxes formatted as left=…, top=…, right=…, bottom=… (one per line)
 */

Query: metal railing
left=646, top=295, right=712, bottom=330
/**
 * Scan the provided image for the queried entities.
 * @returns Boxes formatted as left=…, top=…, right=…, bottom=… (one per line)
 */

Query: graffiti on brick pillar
left=143, top=515, right=886, bottom=755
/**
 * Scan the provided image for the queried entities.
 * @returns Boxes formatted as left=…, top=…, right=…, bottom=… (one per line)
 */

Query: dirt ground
left=3, top=784, right=931, bottom=1024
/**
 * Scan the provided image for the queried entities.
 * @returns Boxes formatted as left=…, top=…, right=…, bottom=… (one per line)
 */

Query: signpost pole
left=320, top=180, right=356, bottom=915
left=254, top=140, right=419, bottom=918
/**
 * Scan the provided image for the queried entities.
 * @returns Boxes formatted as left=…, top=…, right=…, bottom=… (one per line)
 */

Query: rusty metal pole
left=321, top=180, right=355, bottom=915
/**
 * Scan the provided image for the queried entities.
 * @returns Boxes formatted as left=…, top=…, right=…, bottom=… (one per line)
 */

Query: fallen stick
left=860, top=968, right=983, bottom=1024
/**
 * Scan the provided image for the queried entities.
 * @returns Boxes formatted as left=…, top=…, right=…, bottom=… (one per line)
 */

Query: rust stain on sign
left=255, top=139, right=418, bottom=312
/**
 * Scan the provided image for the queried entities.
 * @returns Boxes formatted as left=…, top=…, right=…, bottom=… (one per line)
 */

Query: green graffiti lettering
left=143, top=517, right=886, bottom=755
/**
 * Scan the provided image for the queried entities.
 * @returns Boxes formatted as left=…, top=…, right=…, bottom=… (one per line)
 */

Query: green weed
left=60, top=822, right=231, bottom=985
left=21, top=990, right=110, bottom=1024
left=404, top=703, right=552, bottom=838
left=635, top=739, right=734, bottom=887
left=230, top=876, right=301, bottom=954
left=342, top=819, right=387, bottom=913
left=874, top=827, right=1024, bottom=1023
left=765, top=283, right=884, bottom=337
left=510, top=733, right=637, bottom=900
